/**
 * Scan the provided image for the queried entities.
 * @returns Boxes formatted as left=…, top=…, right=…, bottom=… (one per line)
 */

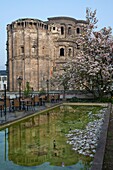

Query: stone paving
left=0, top=102, right=108, bottom=127
left=0, top=102, right=62, bottom=126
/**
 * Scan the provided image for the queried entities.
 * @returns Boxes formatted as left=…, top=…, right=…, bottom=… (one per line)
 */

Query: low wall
left=91, top=103, right=112, bottom=170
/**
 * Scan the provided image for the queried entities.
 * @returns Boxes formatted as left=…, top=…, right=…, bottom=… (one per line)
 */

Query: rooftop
left=0, top=70, right=7, bottom=76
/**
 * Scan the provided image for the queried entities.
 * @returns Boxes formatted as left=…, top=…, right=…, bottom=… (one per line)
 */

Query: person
left=53, top=140, right=56, bottom=149
left=51, top=95, right=54, bottom=103
left=31, top=87, right=34, bottom=98
left=62, top=162, right=65, bottom=167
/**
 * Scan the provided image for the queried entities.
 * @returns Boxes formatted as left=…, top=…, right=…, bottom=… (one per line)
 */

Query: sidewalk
left=0, top=102, right=62, bottom=126
left=0, top=102, right=108, bottom=126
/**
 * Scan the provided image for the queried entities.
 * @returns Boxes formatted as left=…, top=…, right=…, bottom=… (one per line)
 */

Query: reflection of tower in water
left=7, top=107, right=75, bottom=166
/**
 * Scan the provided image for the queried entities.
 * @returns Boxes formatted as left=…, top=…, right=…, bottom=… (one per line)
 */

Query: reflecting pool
left=0, top=105, right=106, bottom=170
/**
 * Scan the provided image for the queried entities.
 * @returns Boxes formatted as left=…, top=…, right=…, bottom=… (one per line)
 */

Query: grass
left=57, top=105, right=104, bottom=132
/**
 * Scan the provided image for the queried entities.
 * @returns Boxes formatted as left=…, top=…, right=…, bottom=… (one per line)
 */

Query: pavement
left=0, top=101, right=108, bottom=127
left=0, top=102, right=62, bottom=127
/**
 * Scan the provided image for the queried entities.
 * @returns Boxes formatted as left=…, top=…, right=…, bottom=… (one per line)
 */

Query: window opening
left=68, top=27, right=71, bottom=35
left=77, top=44, right=80, bottom=49
left=68, top=48, right=72, bottom=56
left=61, top=26, right=64, bottom=35
left=53, top=27, right=55, bottom=30
left=77, top=28, right=80, bottom=34
left=21, top=46, right=24, bottom=53
left=60, top=48, right=64, bottom=56
left=21, top=22, right=24, bottom=27
left=32, top=46, right=36, bottom=53
left=17, top=23, right=20, bottom=26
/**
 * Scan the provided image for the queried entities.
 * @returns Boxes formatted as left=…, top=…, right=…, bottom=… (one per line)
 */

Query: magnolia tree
left=72, top=8, right=113, bottom=98
left=51, top=8, right=113, bottom=99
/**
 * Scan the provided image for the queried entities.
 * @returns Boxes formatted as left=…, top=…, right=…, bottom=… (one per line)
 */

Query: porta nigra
left=6, top=17, right=87, bottom=91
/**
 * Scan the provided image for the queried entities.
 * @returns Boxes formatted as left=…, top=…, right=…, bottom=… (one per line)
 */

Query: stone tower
left=6, top=17, right=87, bottom=91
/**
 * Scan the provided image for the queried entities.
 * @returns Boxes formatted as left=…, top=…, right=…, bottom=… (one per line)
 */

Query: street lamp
left=2, top=77, right=6, bottom=120
left=17, top=76, right=23, bottom=110
left=4, top=84, right=6, bottom=120
left=46, top=79, right=49, bottom=101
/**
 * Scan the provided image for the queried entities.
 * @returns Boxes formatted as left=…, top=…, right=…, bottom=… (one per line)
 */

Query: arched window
left=77, top=44, right=80, bottom=49
left=21, top=46, right=24, bottom=53
left=32, top=45, right=36, bottom=53
left=76, top=27, right=80, bottom=34
left=60, top=48, right=64, bottom=56
left=53, top=27, right=55, bottom=30
left=61, top=26, right=64, bottom=35
left=68, top=48, right=72, bottom=56
left=68, top=27, right=72, bottom=35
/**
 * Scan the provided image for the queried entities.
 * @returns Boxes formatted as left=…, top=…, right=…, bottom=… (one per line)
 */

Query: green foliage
left=69, top=96, right=113, bottom=103
left=39, top=88, right=46, bottom=95
left=23, top=82, right=31, bottom=97
left=98, top=97, right=113, bottom=103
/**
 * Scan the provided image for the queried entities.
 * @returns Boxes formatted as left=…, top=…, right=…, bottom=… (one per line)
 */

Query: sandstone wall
left=7, top=17, right=87, bottom=91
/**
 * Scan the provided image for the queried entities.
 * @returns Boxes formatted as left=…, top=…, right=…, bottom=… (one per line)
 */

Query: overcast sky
left=0, top=0, right=113, bottom=69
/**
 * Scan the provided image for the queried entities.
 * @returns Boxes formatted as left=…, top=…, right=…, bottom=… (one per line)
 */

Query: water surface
left=0, top=105, right=103, bottom=170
